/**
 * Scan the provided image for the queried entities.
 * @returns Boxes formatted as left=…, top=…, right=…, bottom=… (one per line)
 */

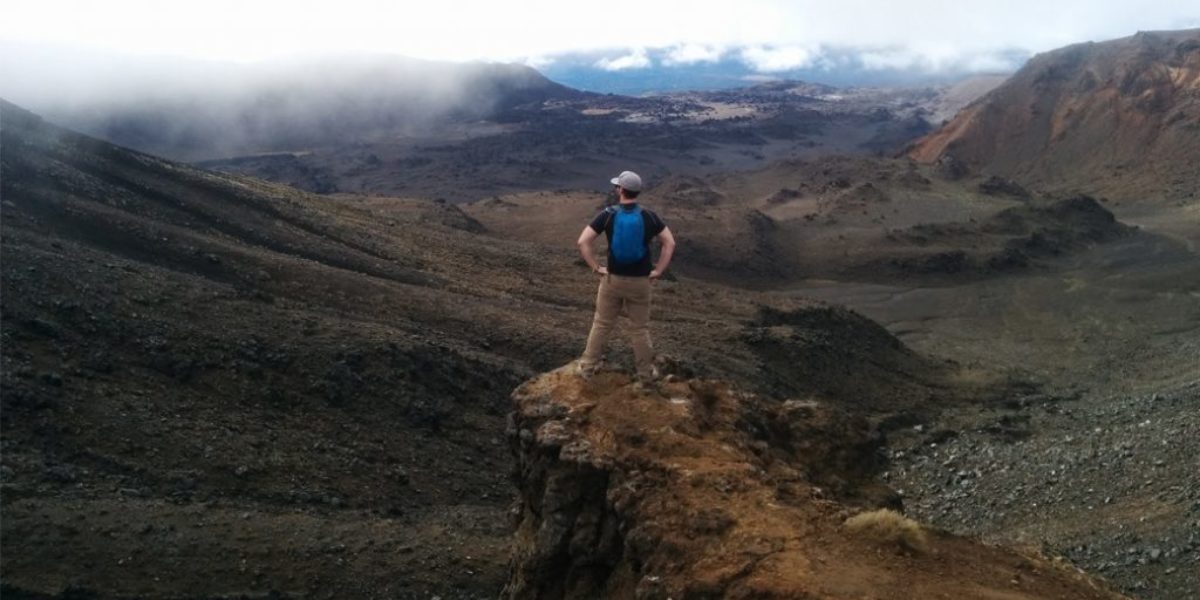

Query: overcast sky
left=3, top=0, right=1199, bottom=71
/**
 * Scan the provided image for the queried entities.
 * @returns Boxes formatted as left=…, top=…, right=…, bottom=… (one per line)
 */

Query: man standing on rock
left=575, top=170, right=676, bottom=382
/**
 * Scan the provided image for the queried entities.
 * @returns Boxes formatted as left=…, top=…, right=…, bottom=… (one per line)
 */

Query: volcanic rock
left=504, top=367, right=1129, bottom=599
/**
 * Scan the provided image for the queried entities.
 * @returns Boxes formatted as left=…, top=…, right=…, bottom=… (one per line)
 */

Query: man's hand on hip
left=649, top=269, right=662, bottom=281
left=595, top=266, right=609, bottom=276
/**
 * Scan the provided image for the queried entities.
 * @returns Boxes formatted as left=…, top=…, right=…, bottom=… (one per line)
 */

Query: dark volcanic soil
left=1, top=101, right=991, bottom=599
left=3, top=61, right=1197, bottom=599
left=196, top=80, right=979, bottom=202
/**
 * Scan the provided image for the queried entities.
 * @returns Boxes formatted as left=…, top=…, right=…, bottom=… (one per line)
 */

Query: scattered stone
left=44, top=464, right=78, bottom=483
left=26, top=317, right=61, bottom=338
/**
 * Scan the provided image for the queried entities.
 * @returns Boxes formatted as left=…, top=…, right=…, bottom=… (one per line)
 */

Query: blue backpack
left=606, top=205, right=646, bottom=264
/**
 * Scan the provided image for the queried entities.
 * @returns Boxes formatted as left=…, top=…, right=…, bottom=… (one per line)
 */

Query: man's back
left=589, top=203, right=666, bottom=278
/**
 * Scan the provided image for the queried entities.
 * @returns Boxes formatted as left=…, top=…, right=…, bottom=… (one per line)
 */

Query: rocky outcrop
left=504, top=367, right=1129, bottom=599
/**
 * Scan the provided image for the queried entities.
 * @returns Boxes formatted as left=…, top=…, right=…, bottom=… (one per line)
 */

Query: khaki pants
left=580, top=274, right=654, bottom=377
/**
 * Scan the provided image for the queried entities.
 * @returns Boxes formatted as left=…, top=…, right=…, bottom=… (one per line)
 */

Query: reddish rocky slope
left=909, top=29, right=1200, bottom=201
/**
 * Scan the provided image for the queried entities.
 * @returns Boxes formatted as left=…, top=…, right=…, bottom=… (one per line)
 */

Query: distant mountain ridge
left=537, top=46, right=1025, bottom=95
left=15, top=55, right=586, bottom=161
left=4, top=43, right=1008, bottom=176
left=908, top=29, right=1200, bottom=200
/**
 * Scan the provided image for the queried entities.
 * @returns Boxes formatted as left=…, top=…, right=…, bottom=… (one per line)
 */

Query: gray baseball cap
left=610, top=170, right=643, bottom=192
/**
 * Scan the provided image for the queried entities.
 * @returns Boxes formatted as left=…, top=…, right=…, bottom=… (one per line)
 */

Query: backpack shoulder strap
left=603, top=206, right=617, bottom=232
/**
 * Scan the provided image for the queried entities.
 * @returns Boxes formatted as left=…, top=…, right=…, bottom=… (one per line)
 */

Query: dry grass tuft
left=844, top=509, right=930, bottom=554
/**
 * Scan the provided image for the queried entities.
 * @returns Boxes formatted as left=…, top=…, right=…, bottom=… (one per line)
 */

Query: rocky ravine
left=504, top=366, right=1129, bottom=599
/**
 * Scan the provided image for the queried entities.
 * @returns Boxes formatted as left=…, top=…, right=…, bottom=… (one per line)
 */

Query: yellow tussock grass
left=844, top=509, right=930, bottom=554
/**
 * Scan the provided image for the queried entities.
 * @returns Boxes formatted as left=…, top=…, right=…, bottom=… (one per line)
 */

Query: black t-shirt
left=588, top=203, right=667, bottom=277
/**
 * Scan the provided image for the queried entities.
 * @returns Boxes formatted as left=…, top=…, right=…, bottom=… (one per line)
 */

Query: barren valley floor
left=793, top=226, right=1200, bottom=600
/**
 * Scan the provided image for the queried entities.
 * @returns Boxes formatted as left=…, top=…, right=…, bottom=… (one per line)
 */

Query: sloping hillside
left=908, top=29, right=1200, bottom=201
left=34, top=57, right=585, bottom=161
left=1, top=101, right=980, bottom=598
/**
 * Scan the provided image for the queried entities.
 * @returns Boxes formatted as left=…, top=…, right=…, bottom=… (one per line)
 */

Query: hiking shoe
left=632, top=379, right=663, bottom=395
left=573, top=360, right=599, bottom=380
left=633, top=366, right=662, bottom=393
left=636, top=366, right=661, bottom=385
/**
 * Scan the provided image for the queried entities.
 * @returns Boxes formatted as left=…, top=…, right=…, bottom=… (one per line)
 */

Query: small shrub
left=844, top=509, right=930, bottom=554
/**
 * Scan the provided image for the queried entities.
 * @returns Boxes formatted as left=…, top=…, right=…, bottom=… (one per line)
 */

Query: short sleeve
left=646, top=211, right=666, bottom=237
left=588, top=211, right=609, bottom=233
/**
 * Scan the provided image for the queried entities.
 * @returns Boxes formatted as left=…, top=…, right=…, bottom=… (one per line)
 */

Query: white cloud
left=740, top=45, right=817, bottom=72
left=522, top=55, right=555, bottom=69
left=1, top=0, right=1197, bottom=69
left=858, top=49, right=923, bottom=71
left=595, top=49, right=651, bottom=71
left=663, top=43, right=724, bottom=65
left=964, top=53, right=1021, bottom=73
left=857, top=45, right=1023, bottom=73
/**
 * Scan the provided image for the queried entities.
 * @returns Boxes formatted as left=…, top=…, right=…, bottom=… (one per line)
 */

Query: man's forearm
left=578, top=242, right=601, bottom=272
left=656, top=242, right=676, bottom=273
